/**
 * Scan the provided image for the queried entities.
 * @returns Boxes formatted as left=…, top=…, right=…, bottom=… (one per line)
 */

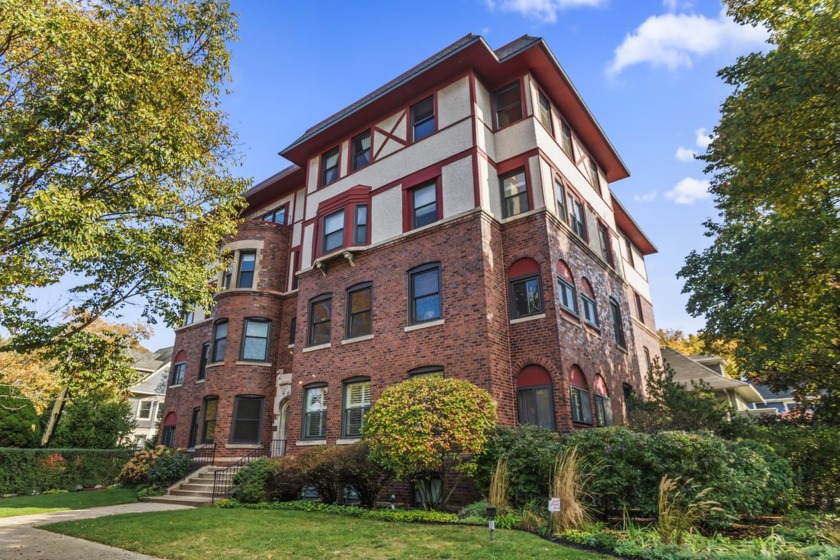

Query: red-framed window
left=320, top=147, right=340, bottom=187
left=493, top=81, right=523, bottom=129
left=314, top=187, right=372, bottom=256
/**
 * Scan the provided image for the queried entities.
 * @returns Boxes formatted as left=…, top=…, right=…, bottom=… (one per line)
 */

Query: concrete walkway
left=0, top=502, right=191, bottom=560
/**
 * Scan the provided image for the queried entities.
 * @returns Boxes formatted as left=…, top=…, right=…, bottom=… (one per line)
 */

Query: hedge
left=475, top=426, right=797, bottom=520
left=0, top=448, right=135, bottom=495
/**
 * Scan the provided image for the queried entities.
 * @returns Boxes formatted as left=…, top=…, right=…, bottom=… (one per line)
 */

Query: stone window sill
left=404, top=319, right=444, bottom=332
left=168, top=384, right=182, bottom=389
left=206, top=363, right=224, bottom=369
left=225, top=443, right=263, bottom=449
left=510, top=313, right=545, bottom=325
left=235, top=361, right=273, bottom=367
left=303, top=343, right=331, bottom=353
left=296, top=439, right=327, bottom=447
left=341, top=334, right=374, bottom=345
left=336, top=438, right=360, bottom=445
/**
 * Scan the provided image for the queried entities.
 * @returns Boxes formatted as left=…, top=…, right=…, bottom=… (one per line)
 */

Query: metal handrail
left=211, top=445, right=267, bottom=503
left=187, top=443, right=216, bottom=472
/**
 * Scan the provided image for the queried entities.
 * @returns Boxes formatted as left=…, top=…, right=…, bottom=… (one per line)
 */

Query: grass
left=0, top=488, right=137, bottom=518
left=44, top=508, right=613, bottom=559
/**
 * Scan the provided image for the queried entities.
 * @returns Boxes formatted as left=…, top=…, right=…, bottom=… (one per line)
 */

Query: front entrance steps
left=141, top=465, right=239, bottom=507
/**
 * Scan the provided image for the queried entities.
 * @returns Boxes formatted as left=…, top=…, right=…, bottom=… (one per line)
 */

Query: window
left=352, top=130, right=371, bottom=171
left=580, top=280, right=599, bottom=327
left=643, top=347, right=652, bottom=373
left=508, top=259, right=543, bottom=319
left=202, top=396, right=218, bottom=443
left=303, top=385, right=327, bottom=439
left=408, top=366, right=444, bottom=378
left=409, top=263, right=441, bottom=324
left=241, top=319, right=270, bottom=361
left=346, top=284, right=372, bottom=339
left=494, top=82, right=522, bottom=128
left=222, top=261, right=233, bottom=290
left=212, top=320, right=228, bottom=362
left=609, top=298, right=626, bottom=348
left=170, top=362, right=185, bottom=385
left=342, top=378, right=371, bottom=438
left=538, top=92, right=553, bottom=132
left=588, top=159, right=602, bottom=194
left=570, top=367, right=592, bottom=424
left=231, top=396, right=264, bottom=444
left=598, top=223, right=614, bottom=266
left=554, top=179, right=567, bottom=224
left=634, top=293, right=645, bottom=323
left=322, top=209, right=345, bottom=254
left=161, top=425, right=176, bottom=447
left=556, top=261, right=578, bottom=315
left=188, top=407, right=200, bottom=448
left=593, top=376, right=612, bottom=427
left=594, top=394, right=612, bottom=426
left=183, top=310, right=194, bottom=326
left=308, top=295, right=332, bottom=346
left=500, top=168, right=529, bottom=218
left=623, top=383, right=634, bottom=417
left=411, top=181, right=438, bottom=229
left=138, top=400, right=153, bottom=420
left=354, top=205, right=368, bottom=244
left=198, top=342, right=210, bottom=380
left=624, top=237, right=635, bottom=267
left=289, top=318, right=296, bottom=346
left=560, top=121, right=574, bottom=158
left=262, top=206, right=287, bottom=224
left=320, top=147, right=339, bottom=186
left=516, top=366, right=555, bottom=430
left=571, top=198, right=587, bottom=240
left=237, top=251, right=256, bottom=288
left=156, top=405, right=163, bottom=421
left=411, top=96, right=435, bottom=141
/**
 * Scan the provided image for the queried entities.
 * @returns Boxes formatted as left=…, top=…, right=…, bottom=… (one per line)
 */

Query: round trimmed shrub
left=147, top=450, right=191, bottom=488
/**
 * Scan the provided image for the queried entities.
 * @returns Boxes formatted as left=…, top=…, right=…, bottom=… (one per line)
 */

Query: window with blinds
left=342, top=379, right=370, bottom=438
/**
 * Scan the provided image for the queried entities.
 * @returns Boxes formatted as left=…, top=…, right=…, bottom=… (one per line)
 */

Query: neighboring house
left=748, top=384, right=798, bottom=416
left=661, top=347, right=764, bottom=411
left=161, top=34, right=663, bottom=462
left=128, top=347, right=172, bottom=447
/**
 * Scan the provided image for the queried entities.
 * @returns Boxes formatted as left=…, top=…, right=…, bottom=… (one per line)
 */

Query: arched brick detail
left=504, top=249, right=547, bottom=271
left=511, top=357, right=562, bottom=385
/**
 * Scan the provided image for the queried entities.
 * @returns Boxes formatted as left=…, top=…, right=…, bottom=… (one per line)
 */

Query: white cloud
left=485, top=0, right=606, bottom=23
left=607, top=8, right=767, bottom=76
left=633, top=191, right=658, bottom=203
left=662, top=0, right=693, bottom=11
left=665, top=177, right=711, bottom=205
left=694, top=127, right=712, bottom=149
left=675, top=146, right=696, bottom=162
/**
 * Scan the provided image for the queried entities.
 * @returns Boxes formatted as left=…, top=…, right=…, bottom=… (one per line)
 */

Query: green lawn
left=45, top=508, right=612, bottom=559
left=0, top=488, right=136, bottom=518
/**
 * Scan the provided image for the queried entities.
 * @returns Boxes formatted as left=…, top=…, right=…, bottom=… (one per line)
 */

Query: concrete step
left=142, top=495, right=212, bottom=507
left=170, top=489, right=214, bottom=498
left=180, top=483, right=215, bottom=492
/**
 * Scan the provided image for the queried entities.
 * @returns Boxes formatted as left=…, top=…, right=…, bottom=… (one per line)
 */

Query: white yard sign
left=548, top=497, right=561, bottom=512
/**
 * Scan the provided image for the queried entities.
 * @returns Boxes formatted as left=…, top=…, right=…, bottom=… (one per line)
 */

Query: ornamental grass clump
left=657, top=475, right=724, bottom=545
left=549, top=446, right=592, bottom=533
left=488, top=457, right=510, bottom=515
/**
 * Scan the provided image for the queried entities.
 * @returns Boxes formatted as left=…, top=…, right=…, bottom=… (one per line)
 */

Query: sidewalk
left=0, top=502, right=191, bottom=560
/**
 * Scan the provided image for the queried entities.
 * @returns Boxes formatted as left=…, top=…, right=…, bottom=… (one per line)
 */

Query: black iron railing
left=187, top=443, right=216, bottom=472
left=212, top=445, right=267, bottom=503
left=270, top=438, right=287, bottom=457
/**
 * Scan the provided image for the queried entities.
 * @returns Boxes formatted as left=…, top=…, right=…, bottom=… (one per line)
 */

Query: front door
left=188, top=407, right=200, bottom=448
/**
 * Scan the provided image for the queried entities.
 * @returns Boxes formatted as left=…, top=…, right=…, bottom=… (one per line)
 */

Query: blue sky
left=148, top=0, right=768, bottom=349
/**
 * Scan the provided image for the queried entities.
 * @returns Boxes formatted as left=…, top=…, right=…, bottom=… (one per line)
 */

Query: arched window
left=170, top=350, right=186, bottom=385
left=516, top=365, right=555, bottom=430
left=161, top=412, right=177, bottom=447
left=569, top=366, right=592, bottom=425
left=556, top=261, right=578, bottom=315
left=580, top=278, right=599, bottom=327
left=508, top=258, right=542, bottom=319
left=593, top=375, right=612, bottom=427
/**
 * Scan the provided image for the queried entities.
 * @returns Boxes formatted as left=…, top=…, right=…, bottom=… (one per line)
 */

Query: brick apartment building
left=159, top=34, right=661, bottom=462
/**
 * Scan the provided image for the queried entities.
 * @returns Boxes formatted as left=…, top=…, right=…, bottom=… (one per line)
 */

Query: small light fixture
left=486, top=504, right=497, bottom=541
left=389, top=494, right=396, bottom=510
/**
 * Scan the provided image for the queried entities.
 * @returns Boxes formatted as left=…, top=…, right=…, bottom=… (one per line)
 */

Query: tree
left=0, top=1, right=247, bottom=360
left=363, top=377, right=497, bottom=510
left=678, top=0, right=839, bottom=424
left=628, top=358, right=732, bottom=434
left=0, top=384, right=39, bottom=447
left=50, top=397, right=135, bottom=449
